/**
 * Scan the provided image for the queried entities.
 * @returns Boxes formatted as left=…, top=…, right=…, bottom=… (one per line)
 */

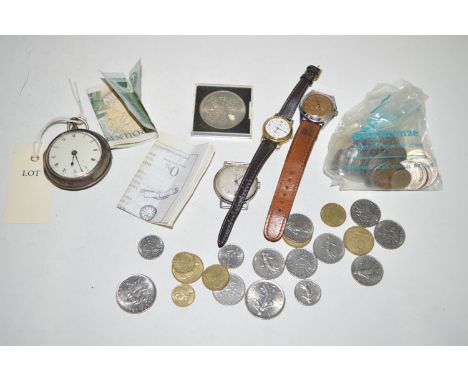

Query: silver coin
left=313, top=233, right=345, bottom=264
left=406, top=149, right=438, bottom=188
left=139, top=205, right=157, bottom=221
left=116, top=274, right=156, bottom=313
left=294, top=280, right=321, bottom=306
left=199, top=90, right=246, bottom=130
left=374, top=219, right=406, bottom=249
left=245, top=280, right=285, bottom=319
left=401, top=159, right=428, bottom=190
left=218, top=244, right=244, bottom=269
left=351, top=255, right=384, bottom=286
left=285, top=248, right=318, bottom=279
left=283, top=213, right=314, bottom=244
left=213, top=273, right=245, bottom=305
left=252, top=248, right=285, bottom=279
left=350, top=199, right=381, bottom=227
left=138, top=235, right=164, bottom=259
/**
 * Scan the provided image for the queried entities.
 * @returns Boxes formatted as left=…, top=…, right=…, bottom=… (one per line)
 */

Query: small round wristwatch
left=217, top=65, right=321, bottom=247
left=263, top=90, right=338, bottom=242
left=213, top=161, right=260, bottom=209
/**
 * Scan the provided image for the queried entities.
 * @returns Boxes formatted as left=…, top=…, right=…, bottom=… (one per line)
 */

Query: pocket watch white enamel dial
left=43, top=118, right=112, bottom=191
left=213, top=161, right=260, bottom=209
left=262, top=115, right=293, bottom=143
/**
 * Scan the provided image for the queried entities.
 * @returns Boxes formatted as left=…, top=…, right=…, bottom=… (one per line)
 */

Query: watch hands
left=70, top=149, right=76, bottom=167
left=71, top=150, right=83, bottom=172
left=234, top=175, right=244, bottom=185
left=315, top=98, right=322, bottom=110
left=74, top=155, right=84, bottom=172
left=274, top=126, right=287, bottom=134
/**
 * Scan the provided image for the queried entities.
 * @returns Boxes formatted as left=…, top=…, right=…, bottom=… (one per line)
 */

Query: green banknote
left=87, top=60, right=157, bottom=149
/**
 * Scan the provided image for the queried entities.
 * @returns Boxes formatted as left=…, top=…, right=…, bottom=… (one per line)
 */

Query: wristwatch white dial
left=213, top=162, right=260, bottom=209
left=262, top=115, right=293, bottom=143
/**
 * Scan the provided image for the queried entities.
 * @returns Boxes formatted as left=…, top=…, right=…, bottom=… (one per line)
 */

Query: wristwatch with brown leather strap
left=217, top=65, right=321, bottom=248
left=263, top=90, right=338, bottom=242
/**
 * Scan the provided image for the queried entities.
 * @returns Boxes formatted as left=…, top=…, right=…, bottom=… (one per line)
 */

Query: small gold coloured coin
left=202, top=264, right=230, bottom=291
left=343, top=226, right=374, bottom=256
left=172, top=252, right=196, bottom=273
left=320, top=203, right=346, bottom=227
left=282, top=235, right=311, bottom=248
left=171, top=284, right=195, bottom=307
left=172, top=254, right=204, bottom=284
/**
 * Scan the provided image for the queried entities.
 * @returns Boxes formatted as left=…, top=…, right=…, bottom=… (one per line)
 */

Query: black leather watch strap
left=278, top=65, right=321, bottom=120
left=218, top=139, right=277, bottom=247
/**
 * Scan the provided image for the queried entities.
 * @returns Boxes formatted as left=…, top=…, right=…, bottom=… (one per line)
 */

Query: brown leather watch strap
left=263, top=119, right=322, bottom=242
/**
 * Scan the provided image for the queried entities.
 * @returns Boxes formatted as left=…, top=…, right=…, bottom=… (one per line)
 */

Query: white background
left=0, top=36, right=467, bottom=345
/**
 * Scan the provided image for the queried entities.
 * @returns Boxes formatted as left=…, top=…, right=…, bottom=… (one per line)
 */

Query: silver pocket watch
left=213, top=161, right=260, bottom=209
left=43, top=117, right=112, bottom=191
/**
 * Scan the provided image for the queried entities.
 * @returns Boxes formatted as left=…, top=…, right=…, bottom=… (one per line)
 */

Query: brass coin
left=390, top=168, right=412, bottom=189
left=172, top=252, right=196, bottom=273
left=282, top=235, right=311, bottom=248
left=202, top=264, right=230, bottom=291
left=172, top=254, right=204, bottom=284
left=171, top=284, right=195, bottom=307
left=371, top=169, right=395, bottom=190
left=370, top=167, right=412, bottom=190
left=320, top=203, right=346, bottom=227
left=343, top=226, right=374, bottom=256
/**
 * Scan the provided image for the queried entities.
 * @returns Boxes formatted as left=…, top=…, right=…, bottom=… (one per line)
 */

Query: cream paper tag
left=2, top=144, right=52, bottom=224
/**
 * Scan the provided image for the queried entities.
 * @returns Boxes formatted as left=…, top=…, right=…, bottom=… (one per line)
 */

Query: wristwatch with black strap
left=217, top=65, right=321, bottom=248
left=263, top=90, right=338, bottom=242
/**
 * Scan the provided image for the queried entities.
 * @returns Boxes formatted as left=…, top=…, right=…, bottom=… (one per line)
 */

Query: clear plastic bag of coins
left=323, top=80, right=442, bottom=191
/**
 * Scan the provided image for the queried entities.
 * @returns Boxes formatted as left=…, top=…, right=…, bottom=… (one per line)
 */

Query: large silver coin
left=116, top=274, right=156, bottom=313
left=252, top=248, right=285, bottom=279
left=213, top=273, right=245, bottom=305
left=245, top=280, right=285, bottom=319
left=374, top=219, right=406, bottom=249
left=218, top=244, right=244, bottom=269
left=351, top=255, right=384, bottom=286
left=138, top=235, right=164, bottom=259
left=313, top=233, right=345, bottom=264
left=283, top=213, right=314, bottom=244
left=199, top=90, right=246, bottom=130
left=350, top=199, right=381, bottom=227
left=294, top=280, right=321, bottom=306
left=285, top=248, right=318, bottom=279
